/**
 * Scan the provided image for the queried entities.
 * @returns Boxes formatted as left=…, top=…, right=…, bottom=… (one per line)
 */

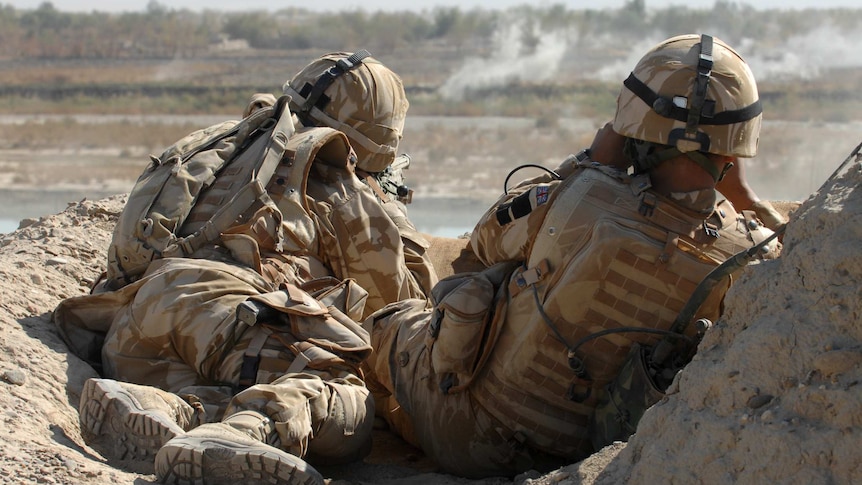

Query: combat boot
left=155, top=410, right=324, bottom=485
left=79, top=378, right=201, bottom=470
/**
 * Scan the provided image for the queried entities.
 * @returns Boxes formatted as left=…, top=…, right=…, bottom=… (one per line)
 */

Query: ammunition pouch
left=587, top=343, right=666, bottom=451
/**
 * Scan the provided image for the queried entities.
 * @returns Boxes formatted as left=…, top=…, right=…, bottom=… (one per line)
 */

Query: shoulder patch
left=536, top=185, right=550, bottom=206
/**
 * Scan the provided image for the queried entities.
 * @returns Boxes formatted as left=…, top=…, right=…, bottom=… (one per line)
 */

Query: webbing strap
left=286, top=342, right=313, bottom=375
left=356, top=168, right=391, bottom=201
left=300, top=50, right=371, bottom=121
left=622, top=74, right=762, bottom=127
left=168, top=96, right=294, bottom=257
left=239, top=327, right=271, bottom=389
left=687, top=34, right=714, bottom=135
left=507, top=259, right=550, bottom=298
left=330, top=382, right=358, bottom=435
left=526, top=161, right=596, bottom=269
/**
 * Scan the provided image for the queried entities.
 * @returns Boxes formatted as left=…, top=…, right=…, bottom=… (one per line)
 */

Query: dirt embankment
left=0, top=156, right=861, bottom=485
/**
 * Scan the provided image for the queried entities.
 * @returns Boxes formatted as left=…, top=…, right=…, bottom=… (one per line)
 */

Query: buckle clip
left=702, top=221, right=720, bottom=239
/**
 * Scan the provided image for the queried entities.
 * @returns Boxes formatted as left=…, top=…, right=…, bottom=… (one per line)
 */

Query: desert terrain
left=1, top=131, right=860, bottom=485
left=1, top=3, right=862, bottom=484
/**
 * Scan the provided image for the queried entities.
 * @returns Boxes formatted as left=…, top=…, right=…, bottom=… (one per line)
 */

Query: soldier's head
left=612, top=34, right=762, bottom=184
left=283, top=51, right=409, bottom=173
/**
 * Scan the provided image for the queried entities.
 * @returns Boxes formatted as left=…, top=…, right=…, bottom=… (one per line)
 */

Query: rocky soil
left=0, top=150, right=860, bottom=484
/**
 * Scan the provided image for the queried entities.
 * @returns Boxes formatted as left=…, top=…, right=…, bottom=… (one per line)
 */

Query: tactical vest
left=472, top=159, right=771, bottom=458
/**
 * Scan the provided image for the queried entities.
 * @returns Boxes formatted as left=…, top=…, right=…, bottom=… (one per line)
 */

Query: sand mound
left=587, top=158, right=862, bottom=484
left=0, top=156, right=859, bottom=484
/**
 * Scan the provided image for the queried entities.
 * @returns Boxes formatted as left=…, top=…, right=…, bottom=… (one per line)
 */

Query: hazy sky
left=3, top=0, right=861, bottom=12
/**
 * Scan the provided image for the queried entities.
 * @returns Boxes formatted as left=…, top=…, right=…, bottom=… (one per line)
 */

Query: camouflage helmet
left=613, top=34, right=762, bottom=161
left=283, top=51, right=408, bottom=173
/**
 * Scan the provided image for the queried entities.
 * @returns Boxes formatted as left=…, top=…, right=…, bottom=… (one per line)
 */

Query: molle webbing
left=475, top=164, right=734, bottom=456
left=528, top=167, right=724, bottom=272
left=167, top=98, right=293, bottom=257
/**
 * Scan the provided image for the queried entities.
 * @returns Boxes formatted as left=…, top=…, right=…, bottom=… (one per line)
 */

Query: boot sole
left=155, top=434, right=325, bottom=485
left=79, top=378, right=184, bottom=464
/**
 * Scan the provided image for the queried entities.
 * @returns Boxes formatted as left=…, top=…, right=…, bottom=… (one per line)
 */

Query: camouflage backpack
left=104, top=96, right=295, bottom=290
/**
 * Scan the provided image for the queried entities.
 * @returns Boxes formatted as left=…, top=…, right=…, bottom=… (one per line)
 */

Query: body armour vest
left=472, top=159, right=774, bottom=459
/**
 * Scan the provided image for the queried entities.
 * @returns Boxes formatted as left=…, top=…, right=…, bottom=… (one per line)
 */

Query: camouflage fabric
left=54, top=119, right=428, bottom=465
left=380, top=198, right=437, bottom=297
left=105, top=101, right=294, bottom=289
left=365, top=152, right=777, bottom=477
left=587, top=343, right=665, bottom=450
left=226, top=370, right=374, bottom=464
left=283, top=52, right=408, bottom=173
left=100, top=257, right=370, bottom=391
left=91, top=255, right=374, bottom=463
left=613, top=34, right=762, bottom=157
left=364, top=298, right=566, bottom=479
left=301, top=155, right=428, bottom=316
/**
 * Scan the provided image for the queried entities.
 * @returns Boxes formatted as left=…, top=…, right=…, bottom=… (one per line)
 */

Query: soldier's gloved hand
left=751, top=200, right=786, bottom=232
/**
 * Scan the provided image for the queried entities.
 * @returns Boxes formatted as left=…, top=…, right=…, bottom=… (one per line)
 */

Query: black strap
left=494, top=189, right=534, bottom=226
left=623, top=73, right=762, bottom=126
left=686, top=34, right=714, bottom=135
left=238, top=354, right=260, bottom=390
left=299, top=49, right=371, bottom=120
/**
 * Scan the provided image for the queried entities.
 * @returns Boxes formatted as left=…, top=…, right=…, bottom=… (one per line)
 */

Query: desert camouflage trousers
left=101, top=257, right=374, bottom=462
left=364, top=298, right=567, bottom=479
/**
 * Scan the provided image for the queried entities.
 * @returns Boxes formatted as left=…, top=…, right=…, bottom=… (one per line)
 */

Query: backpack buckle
left=702, top=221, right=720, bottom=239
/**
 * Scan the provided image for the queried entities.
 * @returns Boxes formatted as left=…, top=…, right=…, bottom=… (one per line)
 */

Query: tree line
left=0, top=1, right=859, bottom=60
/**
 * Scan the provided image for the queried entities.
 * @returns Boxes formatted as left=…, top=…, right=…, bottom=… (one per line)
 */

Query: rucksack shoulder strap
left=263, top=126, right=353, bottom=252
left=165, top=95, right=297, bottom=257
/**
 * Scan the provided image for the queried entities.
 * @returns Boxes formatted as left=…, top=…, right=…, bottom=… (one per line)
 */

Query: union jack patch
left=536, top=186, right=549, bottom=206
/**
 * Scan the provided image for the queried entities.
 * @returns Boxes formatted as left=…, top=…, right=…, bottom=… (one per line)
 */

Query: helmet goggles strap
left=621, top=34, right=763, bottom=129
left=622, top=34, right=758, bottom=182
left=298, top=49, right=372, bottom=124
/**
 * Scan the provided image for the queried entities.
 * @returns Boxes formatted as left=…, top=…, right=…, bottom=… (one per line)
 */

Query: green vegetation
left=3, top=1, right=860, bottom=59
left=0, top=1, right=860, bottom=122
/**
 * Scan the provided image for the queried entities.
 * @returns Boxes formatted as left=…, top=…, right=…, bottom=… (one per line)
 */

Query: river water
left=1, top=115, right=859, bottom=236
left=0, top=190, right=490, bottom=238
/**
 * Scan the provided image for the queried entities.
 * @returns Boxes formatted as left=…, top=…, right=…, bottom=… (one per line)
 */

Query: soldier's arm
left=716, top=160, right=786, bottom=231
left=470, top=179, right=558, bottom=266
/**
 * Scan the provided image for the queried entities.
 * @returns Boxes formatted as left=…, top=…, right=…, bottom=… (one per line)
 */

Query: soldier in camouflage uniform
left=283, top=52, right=437, bottom=297
left=363, top=34, right=780, bottom=478
left=56, top=51, right=435, bottom=485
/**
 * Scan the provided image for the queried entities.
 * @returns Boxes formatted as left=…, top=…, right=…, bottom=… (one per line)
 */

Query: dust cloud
left=438, top=18, right=570, bottom=100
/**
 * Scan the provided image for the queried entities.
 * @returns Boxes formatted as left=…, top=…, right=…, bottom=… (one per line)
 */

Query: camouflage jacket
left=466, top=151, right=777, bottom=457
left=54, top=124, right=428, bottom=372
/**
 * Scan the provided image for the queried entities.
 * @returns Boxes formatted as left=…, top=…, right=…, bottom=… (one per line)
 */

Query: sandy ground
left=1, top=120, right=861, bottom=484
left=0, top=194, right=622, bottom=485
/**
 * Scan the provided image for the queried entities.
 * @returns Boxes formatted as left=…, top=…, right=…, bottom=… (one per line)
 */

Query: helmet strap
left=624, top=138, right=680, bottom=174
left=684, top=150, right=724, bottom=182
left=685, top=34, right=714, bottom=138
left=626, top=138, right=730, bottom=182
left=297, top=49, right=371, bottom=124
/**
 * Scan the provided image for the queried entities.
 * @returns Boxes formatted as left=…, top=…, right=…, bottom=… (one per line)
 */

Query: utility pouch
left=588, top=343, right=665, bottom=451
left=427, top=272, right=495, bottom=376
left=425, top=261, right=517, bottom=392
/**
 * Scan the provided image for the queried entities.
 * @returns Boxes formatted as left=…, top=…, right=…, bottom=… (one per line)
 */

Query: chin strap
left=625, top=135, right=732, bottom=183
